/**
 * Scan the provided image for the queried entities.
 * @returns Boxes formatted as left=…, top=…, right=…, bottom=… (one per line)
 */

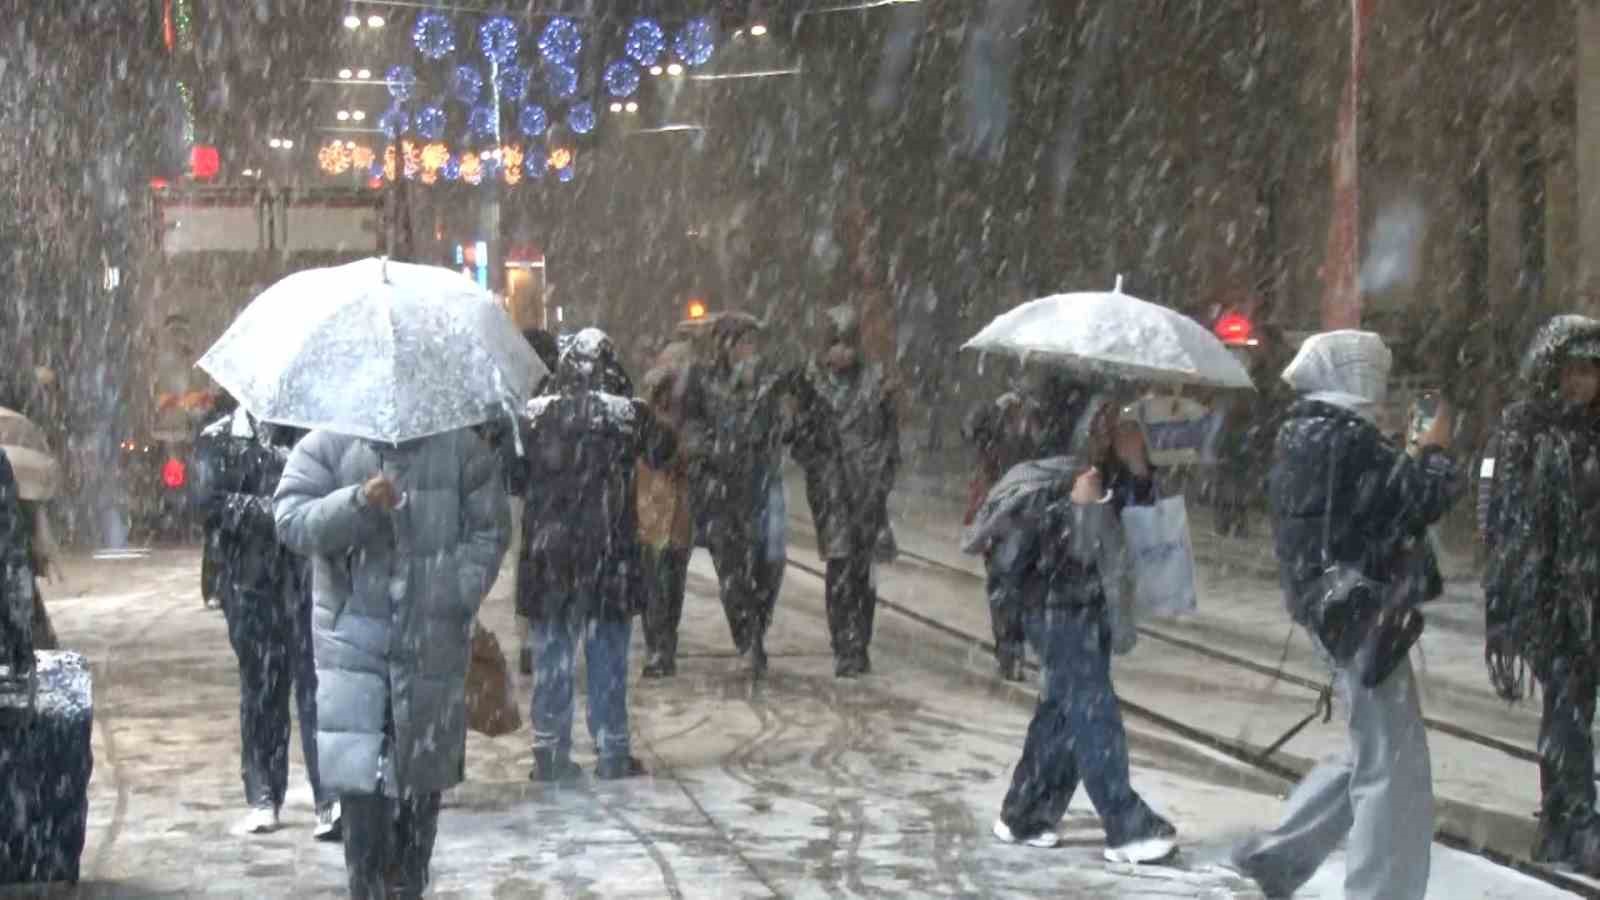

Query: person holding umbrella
left=201, top=258, right=534, bottom=899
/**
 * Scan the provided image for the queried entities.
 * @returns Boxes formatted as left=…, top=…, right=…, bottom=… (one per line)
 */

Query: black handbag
left=1298, top=437, right=1423, bottom=686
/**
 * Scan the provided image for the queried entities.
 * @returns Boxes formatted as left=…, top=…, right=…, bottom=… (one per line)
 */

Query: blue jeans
left=999, top=604, right=1158, bottom=845
left=530, top=613, right=632, bottom=760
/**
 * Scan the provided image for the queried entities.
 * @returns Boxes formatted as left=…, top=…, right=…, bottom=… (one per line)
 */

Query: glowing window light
left=421, top=142, right=450, bottom=172
left=351, top=145, right=375, bottom=169
left=460, top=154, right=483, bottom=185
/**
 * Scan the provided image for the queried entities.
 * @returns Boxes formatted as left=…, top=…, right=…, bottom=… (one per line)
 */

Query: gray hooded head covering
left=1281, top=329, right=1392, bottom=421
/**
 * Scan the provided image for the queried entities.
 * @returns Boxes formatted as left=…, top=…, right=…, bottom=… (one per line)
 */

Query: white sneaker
left=992, top=819, right=1060, bottom=848
left=243, top=806, right=279, bottom=834
left=313, top=802, right=342, bottom=841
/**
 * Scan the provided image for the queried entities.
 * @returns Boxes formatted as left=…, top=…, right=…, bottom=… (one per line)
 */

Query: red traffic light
left=1214, top=312, right=1253, bottom=346
left=162, top=458, right=188, bottom=490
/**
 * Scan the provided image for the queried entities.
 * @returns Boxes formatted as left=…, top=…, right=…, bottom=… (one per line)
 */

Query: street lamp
left=751, top=24, right=769, bottom=36
left=667, top=63, right=684, bottom=76
left=269, top=138, right=283, bottom=148
left=357, top=68, right=372, bottom=80
left=650, top=65, right=664, bottom=76
left=343, top=14, right=360, bottom=29
left=337, top=110, right=351, bottom=121
left=625, top=102, right=639, bottom=114
left=367, top=14, right=384, bottom=28
left=351, top=110, right=366, bottom=122
left=339, top=68, right=353, bottom=79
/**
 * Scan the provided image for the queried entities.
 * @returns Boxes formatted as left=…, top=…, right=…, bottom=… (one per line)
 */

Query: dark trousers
left=341, top=790, right=442, bottom=900
left=1539, top=655, right=1598, bottom=829
left=222, top=573, right=324, bottom=811
left=1000, top=604, right=1157, bottom=845
left=641, top=545, right=691, bottom=663
left=825, top=552, right=876, bottom=663
left=704, top=528, right=783, bottom=653
left=531, top=609, right=633, bottom=761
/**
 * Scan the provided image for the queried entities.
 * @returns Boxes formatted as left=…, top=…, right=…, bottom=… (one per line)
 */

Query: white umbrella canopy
left=963, top=277, right=1255, bottom=390
left=197, top=257, right=547, bottom=444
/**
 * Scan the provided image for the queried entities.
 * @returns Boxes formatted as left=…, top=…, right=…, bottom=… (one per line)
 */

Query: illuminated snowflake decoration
left=537, top=17, right=582, bottom=65
left=415, top=105, right=447, bottom=140
left=545, top=60, right=577, bottom=98
left=674, top=18, right=715, bottom=67
left=556, top=164, right=575, bottom=183
left=517, top=104, right=548, bottom=138
left=378, top=106, right=409, bottom=138
left=451, top=66, right=484, bottom=105
left=523, top=146, right=547, bottom=178
left=478, top=16, right=519, bottom=66
left=567, top=102, right=596, bottom=135
left=603, top=60, right=640, bottom=98
left=386, top=65, right=417, bottom=101
left=442, top=155, right=462, bottom=181
left=467, top=105, right=498, bottom=139
left=412, top=13, right=455, bottom=60
left=624, top=18, right=665, bottom=68
left=497, top=67, right=530, bottom=103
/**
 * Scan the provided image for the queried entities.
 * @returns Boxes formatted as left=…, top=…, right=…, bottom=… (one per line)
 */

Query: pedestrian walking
left=967, top=395, right=1179, bottom=863
left=520, top=329, right=674, bottom=780
left=1232, top=330, right=1462, bottom=900
left=681, top=313, right=790, bottom=677
left=1483, top=314, right=1600, bottom=872
left=208, top=411, right=337, bottom=839
left=795, top=305, right=898, bottom=678
left=638, top=338, right=695, bottom=679
left=274, top=427, right=509, bottom=899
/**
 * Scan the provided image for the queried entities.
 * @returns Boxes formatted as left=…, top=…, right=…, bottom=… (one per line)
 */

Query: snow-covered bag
left=1119, top=496, right=1198, bottom=618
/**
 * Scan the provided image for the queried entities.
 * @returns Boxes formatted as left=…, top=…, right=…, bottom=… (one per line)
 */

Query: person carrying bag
left=1230, top=330, right=1463, bottom=900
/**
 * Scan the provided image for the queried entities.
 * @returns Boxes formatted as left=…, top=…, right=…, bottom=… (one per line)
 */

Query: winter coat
left=682, top=363, right=789, bottom=542
left=273, top=428, right=509, bottom=798
left=1483, top=315, right=1600, bottom=690
left=207, top=413, right=302, bottom=597
left=518, top=329, right=675, bottom=621
left=962, top=456, right=1148, bottom=650
left=0, top=449, right=34, bottom=668
left=519, top=391, right=675, bottom=621
left=797, top=360, right=898, bottom=560
left=1269, top=400, right=1461, bottom=627
left=636, top=345, right=695, bottom=551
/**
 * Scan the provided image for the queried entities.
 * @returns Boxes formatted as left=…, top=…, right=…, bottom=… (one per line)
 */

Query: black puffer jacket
left=1270, top=400, right=1461, bottom=627
left=1483, top=315, right=1600, bottom=695
left=0, top=450, right=34, bottom=672
left=518, top=329, right=675, bottom=622
left=209, top=413, right=307, bottom=598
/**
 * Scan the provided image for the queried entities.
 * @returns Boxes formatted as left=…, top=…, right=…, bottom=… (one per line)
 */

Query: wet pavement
left=3, top=527, right=1581, bottom=897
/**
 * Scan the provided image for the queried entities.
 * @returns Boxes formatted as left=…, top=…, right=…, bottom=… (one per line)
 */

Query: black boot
left=595, top=755, right=649, bottom=780
left=530, top=749, right=582, bottom=784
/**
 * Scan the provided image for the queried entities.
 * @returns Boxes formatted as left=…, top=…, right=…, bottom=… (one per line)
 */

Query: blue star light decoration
left=675, top=18, right=715, bottom=67
left=624, top=19, right=665, bottom=68
left=604, top=60, right=640, bottom=98
left=467, top=105, right=498, bottom=139
left=387, top=65, right=417, bottom=101
left=517, top=104, right=548, bottom=138
left=415, top=105, right=447, bottom=140
left=497, top=67, right=530, bottom=103
left=442, top=155, right=461, bottom=181
left=538, top=17, right=582, bottom=65
left=523, top=146, right=546, bottom=178
left=451, top=66, right=484, bottom=105
left=557, top=164, right=575, bottom=183
left=545, top=60, right=577, bottom=98
left=567, top=102, right=596, bottom=135
left=378, top=106, right=410, bottom=138
left=412, top=13, right=455, bottom=60
left=478, top=16, right=519, bottom=67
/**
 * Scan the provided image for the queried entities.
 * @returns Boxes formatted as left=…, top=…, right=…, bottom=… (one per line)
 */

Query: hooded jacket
left=1269, top=332, right=1461, bottom=629
left=206, top=412, right=306, bottom=597
left=518, top=329, right=675, bottom=621
left=1483, top=315, right=1600, bottom=694
left=798, top=306, right=900, bottom=559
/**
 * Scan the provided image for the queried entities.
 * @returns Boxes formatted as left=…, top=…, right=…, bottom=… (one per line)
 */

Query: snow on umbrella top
left=962, top=277, right=1255, bottom=391
left=197, top=258, right=548, bottom=445
left=0, top=407, right=59, bottom=500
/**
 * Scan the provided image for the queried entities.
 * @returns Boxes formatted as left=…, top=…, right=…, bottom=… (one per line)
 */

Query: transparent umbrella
left=963, top=276, right=1255, bottom=390
left=197, top=257, right=546, bottom=444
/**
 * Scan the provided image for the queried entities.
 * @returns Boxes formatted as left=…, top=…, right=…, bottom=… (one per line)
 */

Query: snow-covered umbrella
left=962, top=277, right=1255, bottom=390
left=0, top=407, right=60, bottom=501
left=197, top=257, right=547, bottom=444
